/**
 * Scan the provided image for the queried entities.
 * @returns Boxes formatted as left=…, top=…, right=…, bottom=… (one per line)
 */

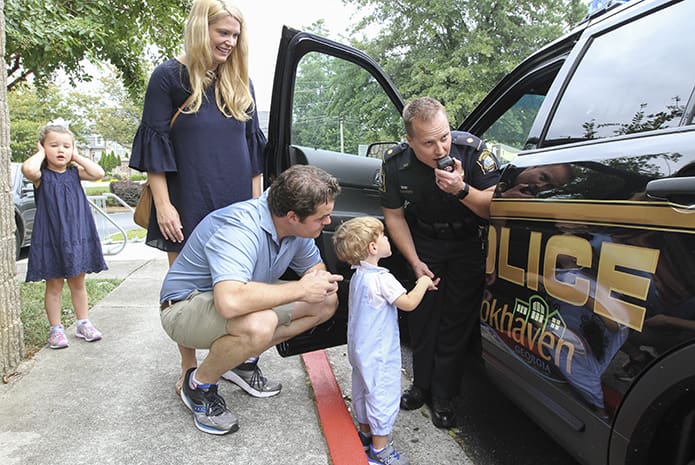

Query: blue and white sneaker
left=222, top=362, right=282, bottom=398
left=180, top=368, right=239, bottom=435
left=368, top=443, right=411, bottom=465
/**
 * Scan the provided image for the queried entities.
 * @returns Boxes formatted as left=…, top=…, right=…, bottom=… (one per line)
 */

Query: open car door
left=266, top=27, right=409, bottom=356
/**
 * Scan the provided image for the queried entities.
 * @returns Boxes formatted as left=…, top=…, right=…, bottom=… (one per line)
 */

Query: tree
left=7, top=84, right=46, bottom=161
left=346, top=0, right=586, bottom=124
left=1, top=0, right=25, bottom=377
left=8, top=64, right=141, bottom=163
left=93, top=71, right=142, bottom=148
left=291, top=21, right=402, bottom=155
left=99, top=151, right=121, bottom=175
left=5, top=0, right=188, bottom=99
left=8, top=82, right=99, bottom=161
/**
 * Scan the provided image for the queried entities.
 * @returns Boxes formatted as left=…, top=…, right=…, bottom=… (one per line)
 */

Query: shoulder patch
left=476, top=149, right=498, bottom=174
left=383, top=142, right=408, bottom=161
left=451, top=131, right=483, bottom=151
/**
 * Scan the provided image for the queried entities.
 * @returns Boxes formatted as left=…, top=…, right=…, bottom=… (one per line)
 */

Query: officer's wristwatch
left=456, top=182, right=470, bottom=200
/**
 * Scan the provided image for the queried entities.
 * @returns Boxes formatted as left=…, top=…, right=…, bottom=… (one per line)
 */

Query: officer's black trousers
left=407, top=229, right=486, bottom=400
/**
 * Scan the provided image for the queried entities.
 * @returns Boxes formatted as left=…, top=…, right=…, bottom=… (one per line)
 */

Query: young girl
left=22, top=123, right=108, bottom=349
left=333, top=217, right=438, bottom=465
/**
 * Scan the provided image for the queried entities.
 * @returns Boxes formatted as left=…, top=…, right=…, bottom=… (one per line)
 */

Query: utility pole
left=339, top=115, right=344, bottom=153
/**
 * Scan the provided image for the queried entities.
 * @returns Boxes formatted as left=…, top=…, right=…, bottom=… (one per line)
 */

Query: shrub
left=110, top=180, right=144, bottom=207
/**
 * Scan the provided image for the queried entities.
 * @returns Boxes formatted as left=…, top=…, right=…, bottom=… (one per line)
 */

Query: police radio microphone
left=436, top=155, right=455, bottom=172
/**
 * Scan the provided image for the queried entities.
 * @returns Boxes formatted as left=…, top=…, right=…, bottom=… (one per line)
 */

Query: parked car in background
left=11, top=162, right=35, bottom=260
left=265, top=1, right=694, bottom=464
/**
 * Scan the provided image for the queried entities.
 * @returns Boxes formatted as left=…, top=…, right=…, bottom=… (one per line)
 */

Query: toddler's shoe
left=75, top=321, right=102, bottom=342
left=48, top=325, right=68, bottom=349
left=368, top=443, right=411, bottom=465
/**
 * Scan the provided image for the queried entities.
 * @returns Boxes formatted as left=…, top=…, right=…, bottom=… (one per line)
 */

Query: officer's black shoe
left=430, top=396, right=456, bottom=428
left=400, top=384, right=427, bottom=410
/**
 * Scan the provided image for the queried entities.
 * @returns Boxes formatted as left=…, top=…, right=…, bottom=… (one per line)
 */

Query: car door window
left=471, top=60, right=563, bottom=164
left=544, top=1, right=695, bottom=145
left=482, top=93, right=545, bottom=161
left=292, top=51, right=402, bottom=156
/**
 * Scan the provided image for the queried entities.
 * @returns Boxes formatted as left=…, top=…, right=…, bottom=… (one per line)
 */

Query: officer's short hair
left=333, top=216, right=384, bottom=266
left=268, top=165, right=341, bottom=220
left=403, top=96, right=447, bottom=137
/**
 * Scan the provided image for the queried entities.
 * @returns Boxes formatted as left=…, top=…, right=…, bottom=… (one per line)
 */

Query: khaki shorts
left=160, top=290, right=293, bottom=349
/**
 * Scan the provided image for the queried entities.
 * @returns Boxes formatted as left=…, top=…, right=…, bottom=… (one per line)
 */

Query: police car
left=265, top=1, right=695, bottom=464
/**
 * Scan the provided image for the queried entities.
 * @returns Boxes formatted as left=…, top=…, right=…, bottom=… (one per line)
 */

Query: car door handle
left=646, top=177, right=695, bottom=203
left=373, top=169, right=382, bottom=188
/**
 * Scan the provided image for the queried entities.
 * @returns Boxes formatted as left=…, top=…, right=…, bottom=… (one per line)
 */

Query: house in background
left=78, top=134, right=136, bottom=178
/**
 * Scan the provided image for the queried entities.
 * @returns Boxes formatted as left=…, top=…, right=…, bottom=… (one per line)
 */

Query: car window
left=544, top=1, right=695, bottom=144
left=481, top=92, right=546, bottom=164
left=475, top=61, right=562, bottom=165
left=291, top=52, right=402, bottom=156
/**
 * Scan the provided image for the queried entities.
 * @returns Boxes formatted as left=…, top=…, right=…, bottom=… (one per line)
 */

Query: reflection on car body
left=265, top=1, right=695, bottom=464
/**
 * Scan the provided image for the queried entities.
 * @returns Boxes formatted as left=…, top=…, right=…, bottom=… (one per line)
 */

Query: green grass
left=85, top=185, right=111, bottom=196
left=106, top=228, right=147, bottom=243
left=20, top=279, right=122, bottom=357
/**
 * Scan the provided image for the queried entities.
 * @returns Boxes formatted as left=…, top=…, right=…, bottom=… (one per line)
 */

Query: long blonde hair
left=183, top=0, right=253, bottom=121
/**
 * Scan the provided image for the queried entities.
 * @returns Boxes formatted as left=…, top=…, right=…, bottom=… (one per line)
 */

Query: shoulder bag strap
left=170, top=94, right=196, bottom=128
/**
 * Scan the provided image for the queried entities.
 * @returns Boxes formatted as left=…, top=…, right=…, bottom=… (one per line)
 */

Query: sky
left=236, top=0, right=361, bottom=110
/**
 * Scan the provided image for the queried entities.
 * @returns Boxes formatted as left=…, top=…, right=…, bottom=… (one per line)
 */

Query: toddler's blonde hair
left=333, top=216, right=384, bottom=266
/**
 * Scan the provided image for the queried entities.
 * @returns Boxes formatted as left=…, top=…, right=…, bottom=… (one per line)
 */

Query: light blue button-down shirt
left=160, top=190, right=322, bottom=302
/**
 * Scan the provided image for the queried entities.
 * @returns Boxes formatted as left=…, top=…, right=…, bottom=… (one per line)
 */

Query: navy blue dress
left=129, top=58, right=266, bottom=252
left=26, top=167, right=107, bottom=282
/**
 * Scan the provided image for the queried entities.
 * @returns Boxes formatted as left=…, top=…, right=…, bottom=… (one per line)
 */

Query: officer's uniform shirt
left=380, top=131, right=500, bottom=234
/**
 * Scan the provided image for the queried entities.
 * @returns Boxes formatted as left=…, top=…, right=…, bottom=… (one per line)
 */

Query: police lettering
left=487, top=226, right=659, bottom=331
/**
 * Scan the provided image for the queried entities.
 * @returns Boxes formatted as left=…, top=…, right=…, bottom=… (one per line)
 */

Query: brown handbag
left=133, top=182, right=152, bottom=228
left=133, top=96, right=193, bottom=229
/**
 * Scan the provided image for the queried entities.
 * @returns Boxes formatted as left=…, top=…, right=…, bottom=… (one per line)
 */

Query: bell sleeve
left=129, top=63, right=180, bottom=174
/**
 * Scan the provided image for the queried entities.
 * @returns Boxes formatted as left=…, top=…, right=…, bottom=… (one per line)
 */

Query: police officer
left=380, top=97, right=500, bottom=428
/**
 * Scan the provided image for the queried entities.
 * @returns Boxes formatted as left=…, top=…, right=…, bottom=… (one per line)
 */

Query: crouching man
left=159, top=165, right=343, bottom=435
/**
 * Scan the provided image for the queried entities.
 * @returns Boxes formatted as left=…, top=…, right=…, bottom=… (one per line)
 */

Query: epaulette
left=383, top=142, right=409, bottom=161
left=451, top=131, right=484, bottom=151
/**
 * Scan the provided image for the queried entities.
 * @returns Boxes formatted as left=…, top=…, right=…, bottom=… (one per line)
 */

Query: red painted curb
left=302, top=350, right=368, bottom=465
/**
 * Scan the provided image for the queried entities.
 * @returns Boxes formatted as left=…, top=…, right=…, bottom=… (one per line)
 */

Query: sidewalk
left=3, top=243, right=468, bottom=465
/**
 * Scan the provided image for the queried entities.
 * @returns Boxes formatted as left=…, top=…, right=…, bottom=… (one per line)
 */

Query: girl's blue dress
left=25, top=167, right=107, bottom=282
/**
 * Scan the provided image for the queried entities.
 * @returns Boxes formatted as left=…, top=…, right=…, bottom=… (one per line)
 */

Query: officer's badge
left=476, top=149, right=498, bottom=174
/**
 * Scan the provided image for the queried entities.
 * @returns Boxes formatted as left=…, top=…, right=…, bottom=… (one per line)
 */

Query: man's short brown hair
left=402, top=96, right=447, bottom=137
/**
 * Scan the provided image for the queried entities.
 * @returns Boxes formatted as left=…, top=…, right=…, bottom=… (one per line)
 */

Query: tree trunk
left=0, top=0, right=25, bottom=377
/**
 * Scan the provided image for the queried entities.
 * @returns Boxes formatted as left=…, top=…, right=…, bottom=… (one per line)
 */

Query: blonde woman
left=130, top=0, right=277, bottom=399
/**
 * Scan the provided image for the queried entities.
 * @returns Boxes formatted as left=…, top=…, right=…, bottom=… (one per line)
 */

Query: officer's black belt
left=414, top=218, right=473, bottom=240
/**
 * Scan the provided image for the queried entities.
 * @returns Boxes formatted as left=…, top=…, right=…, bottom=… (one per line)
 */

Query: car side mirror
left=366, top=142, right=398, bottom=160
